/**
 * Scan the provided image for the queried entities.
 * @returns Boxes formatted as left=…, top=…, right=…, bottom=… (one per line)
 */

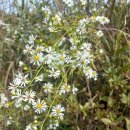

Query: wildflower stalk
left=24, top=64, right=44, bottom=92
left=86, top=79, right=92, bottom=100
left=40, top=69, right=70, bottom=129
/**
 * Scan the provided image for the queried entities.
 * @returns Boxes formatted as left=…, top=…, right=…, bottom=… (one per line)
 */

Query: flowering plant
left=1, top=0, right=130, bottom=130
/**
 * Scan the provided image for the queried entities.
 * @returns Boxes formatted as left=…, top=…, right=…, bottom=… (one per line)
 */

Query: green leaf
left=126, top=118, right=130, bottom=130
left=121, top=94, right=128, bottom=104
left=101, top=118, right=112, bottom=125
left=108, top=97, right=114, bottom=108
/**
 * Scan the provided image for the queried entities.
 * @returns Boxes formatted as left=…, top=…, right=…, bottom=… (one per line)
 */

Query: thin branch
left=96, top=26, right=130, bottom=37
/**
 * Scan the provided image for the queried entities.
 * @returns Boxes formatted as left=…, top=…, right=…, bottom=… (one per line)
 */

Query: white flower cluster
left=76, top=16, right=109, bottom=35
left=0, top=93, right=9, bottom=108
left=23, top=34, right=97, bottom=80
left=6, top=117, right=13, bottom=126
left=42, top=6, right=52, bottom=16
left=47, top=120, right=59, bottom=130
left=42, top=6, right=52, bottom=23
left=25, top=124, right=38, bottom=130
left=80, top=0, right=87, bottom=5
left=8, top=72, right=29, bottom=95
left=95, top=16, right=110, bottom=25
left=62, top=0, right=74, bottom=7
left=0, top=20, right=5, bottom=26
left=42, top=6, right=62, bottom=32
left=96, top=30, right=104, bottom=37
left=28, top=35, right=37, bottom=45
left=6, top=2, right=112, bottom=129
left=76, top=18, right=89, bottom=34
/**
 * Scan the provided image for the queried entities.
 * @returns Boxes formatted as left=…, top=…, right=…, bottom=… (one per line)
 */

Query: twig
left=96, top=27, right=130, bottom=37
left=86, top=79, right=92, bottom=100
left=109, top=0, right=116, bottom=20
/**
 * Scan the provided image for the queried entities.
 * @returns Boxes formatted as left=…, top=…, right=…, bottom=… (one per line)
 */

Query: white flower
left=25, top=123, right=37, bottom=130
left=0, top=93, right=8, bottom=108
left=51, top=104, right=65, bottom=120
left=96, top=30, right=103, bottom=37
left=6, top=117, right=12, bottom=126
left=19, top=61, right=24, bottom=67
left=45, top=47, right=57, bottom=64
left=62, top=0, right=74, bottom=7
left=42, top=6, right=51, bottom=15
left=56, top=53, right=66, bottom=65
left=99, top=49, right=104, bottom=54
left=76, top=25, right=86, bottom=34
left=79, top=18, right=89, bottom=27
left=49, top=68, right=60, bottom=79
left=36, top=45, right=44, bottom=52
left=12, top=89, right=23, bottom=104
left=47, top=120, right=59, bottom=130
left=25, top=124, right=37, bottom=130
left=60, top=84, right=71, bottom=94
left=24, top=104, right=30, bottom=111
left=23, top=44, right=33, bottom=54
left=96, top=16, right=110, bottom=25
left=80, top=43, right=91, bottom=51
left=0, top=20, right=5, bottom=26
left=48, top=26, right=57, bottom=32
left=8, top=80, right=18, bottom=94
left=70, top=44, right=77, bottom=50
left=75, top=51, right=92, bottom=67
left=25, top=124, right=33, bottom=130
left=65, top=55, right=73, bottom=64
left=15, top=101, right=22, bottom=108
left=45, top=47, right=56, bottom=55
left=53, top=14, right=62, bottom=24
left=15, top=72, right=29, bottom=87
left=90, top=16, right=97, bottom=23
left=35, top=74, right=44, bottom=82
left=23, top=90, right=36, bottom=103
left=28, top=35, right=37, bottom=44
left=91, top=8, right=96, bottom=12
left=33, top=126, right=38, bottom=130
left=83, top=67, right=97, bottom=80
left=33, top=99, right=47, bottom=114
left=80, top=0, right=87, bottom=5
left=30, top=52, right=44, bottom=66
left=14, top=73, right=23, bottom=86
left=72, top=86, right=78, bottom=94
left=76, top=18, right=89, bottom=35
left=0, top=93, right=8, bottom=104
left=43, top=82, right=53, bottom=94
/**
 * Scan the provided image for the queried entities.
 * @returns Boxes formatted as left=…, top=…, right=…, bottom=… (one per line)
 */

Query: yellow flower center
left=45, top=86, right=49, bottom=90
left=92, top=71, right=96, bottom=75
left=53, top=16, right=59, bottom=21
left=102, top=17, right=106, bottom=21
left=37, top=103, right=42, bottom=109
left=81, top=61, right=85, bottom=65
left=85, top=68, right=89, bottom=71
left=60, top=56, right=64, bottom=60
left=13, top=93, right=16, bottom=96
left=37, top=48, right=42, bottom=52
left=91, top=16, right=96, bottom=21
left=49, top=27, right=54, bottom=32
left=34, top=55, right=39, bottom=61
left=65, top=86, right=70, bottom=91
left=56, top=109, right=61, bottom=114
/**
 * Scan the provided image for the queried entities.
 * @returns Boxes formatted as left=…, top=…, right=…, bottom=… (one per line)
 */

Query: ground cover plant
left=0, top=0, right=130, bottom=130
